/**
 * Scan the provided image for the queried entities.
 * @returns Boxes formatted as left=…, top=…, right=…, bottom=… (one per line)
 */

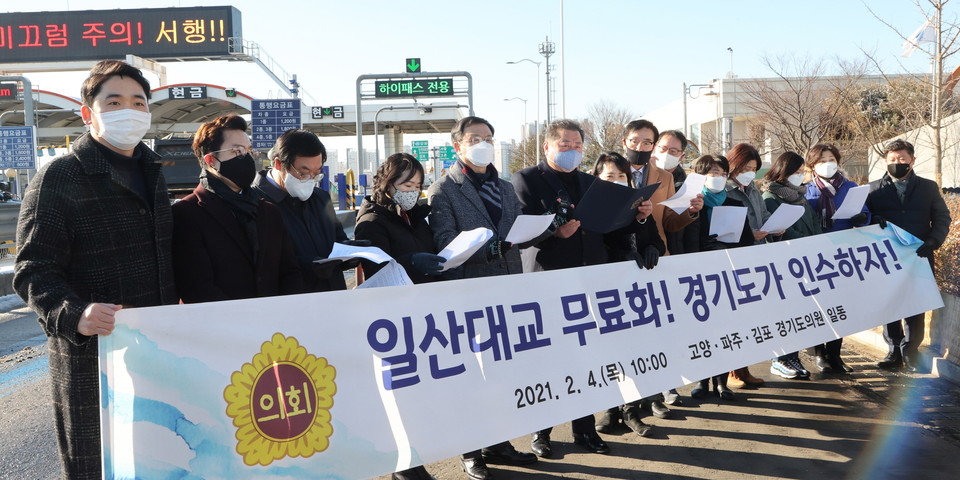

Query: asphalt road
left=0, top=306, right=57, bottom=480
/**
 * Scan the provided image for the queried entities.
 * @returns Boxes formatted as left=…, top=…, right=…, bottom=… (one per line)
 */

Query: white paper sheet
left=830, top=185, right=870, bottom=220
left=355, top=260, right=415, bottom=289
left=658, top=173, right=707, bottom=214
left=505, top=214, right=555, bottom=244
left=329, top=243, right=393, bottom=264
left=760, top=203, right=805, bottom=232
left=438, top=227, right=494, bottom=271
left=709, top=206, right=748, bottom=243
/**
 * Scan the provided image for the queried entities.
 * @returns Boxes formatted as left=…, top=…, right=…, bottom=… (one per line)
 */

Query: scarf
left=766, top=181, right=807, bottom=206
left=701, top=188, right=727, bottom=222
left=813, top=174, right=845, bottom=229
left=460, top=160, right=503, bottom=227
left=201, top=169, right=260, bottom=257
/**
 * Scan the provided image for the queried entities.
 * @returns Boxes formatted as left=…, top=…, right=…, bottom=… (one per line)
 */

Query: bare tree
left=581, top=100, right=634, bottom=171
left=740, top=55, right=852, bottom=156
left=864, top=0, right=960, bottom=186
left=508, top=129, right=540, bottom=173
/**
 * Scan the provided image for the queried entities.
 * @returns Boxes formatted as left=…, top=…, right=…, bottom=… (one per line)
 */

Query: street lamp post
left=503, top=97, right=528, bottom=136
left=682, top=81, right=718, bottom=144
left=507, top=59, right=542, bottom=164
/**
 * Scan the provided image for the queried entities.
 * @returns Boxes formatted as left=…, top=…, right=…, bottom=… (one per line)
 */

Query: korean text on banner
left=100, top=225, right=943, bottom=479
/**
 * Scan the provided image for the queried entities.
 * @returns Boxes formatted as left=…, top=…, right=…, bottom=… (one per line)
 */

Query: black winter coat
left=355, top=196, right=439, bottom=285
left=252, top=170, right=348, bottom=291
left=172, top=184, right=304, bottom=303
left=512, top=162, right=609, bottom=270
left=867, top=171, right=951, bottom=246
left=14, top=133, right=177, bottom=479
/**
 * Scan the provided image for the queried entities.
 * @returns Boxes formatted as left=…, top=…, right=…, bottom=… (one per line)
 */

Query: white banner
left=99, top=225, right=943, bottom=479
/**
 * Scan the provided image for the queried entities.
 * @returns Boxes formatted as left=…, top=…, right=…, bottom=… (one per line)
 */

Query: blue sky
left=8, top=0, right=944, bottom=152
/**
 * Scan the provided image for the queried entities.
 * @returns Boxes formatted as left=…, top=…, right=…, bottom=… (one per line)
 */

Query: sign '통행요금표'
left=0, top=6, right=242, bottom=63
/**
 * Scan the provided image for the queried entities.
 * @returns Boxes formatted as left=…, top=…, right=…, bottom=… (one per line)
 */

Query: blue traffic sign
left=251, top=99, right=301, bottom=150
left=0, top=126, right=36, bottom=169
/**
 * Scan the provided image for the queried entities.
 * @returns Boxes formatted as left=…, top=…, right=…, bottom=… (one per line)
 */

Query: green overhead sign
left=375, top=79, right=453, bottom=98
left=406, top=58, right=421, bottom=73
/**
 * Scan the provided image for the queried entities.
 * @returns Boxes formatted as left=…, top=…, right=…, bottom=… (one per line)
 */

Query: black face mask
left=887, top=163, right=911, bottom=179
left=217, top=153, right=257, bottom=189
left=625, top=149, right=651, bottom=166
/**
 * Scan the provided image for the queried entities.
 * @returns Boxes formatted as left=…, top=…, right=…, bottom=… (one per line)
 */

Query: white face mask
left=657, top=152, right=681, bottom=171
left=392, top=189, right=420, bottom=211
left=787, top=173, right=804, bottom=187
left=814, top=161, right=838, bottom=179
left=613, top=180, right=629, bottom=187
left=92, top=108, right=152, bottom=151
left=464, top=141, right=495, bottom=167
left=704, top=175, right=727, bottom=193
left=284, top=170, right=320, bottom=201
left=736, top=171, right=756, bottom=186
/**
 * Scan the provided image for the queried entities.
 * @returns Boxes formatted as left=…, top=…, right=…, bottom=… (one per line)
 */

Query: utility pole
left=540, top=37, right=556, bottom=123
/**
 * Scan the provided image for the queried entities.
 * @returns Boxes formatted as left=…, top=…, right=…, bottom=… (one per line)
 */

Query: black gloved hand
left=701, top=234, right=720, bottom=251
left=875, top=215, right=888, bottom=229
left=312, top=258, right=343, bottom=279
left=849, top=212, right=868, bottom=226
left=916, top=239, right=939, bottom=258
left=624, top=249, right=645, bottom=270
left=410, top=253, right=445, bottom=275
left=342, top=239, right=372, bottom=247
left=642, top=245, right=660, bottom=269
left=485, top=240, right=512, bottom=261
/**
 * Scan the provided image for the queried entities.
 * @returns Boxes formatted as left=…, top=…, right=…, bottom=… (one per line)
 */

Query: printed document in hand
left=355, top=260, right=414, bottom=289
left=659, top=173, right=707, bottom=214
left=709, top=206, right=748, bottom=243
left=830, top=185, right=870, bottom=220
left=505, top=214, right=555, bottom=244
left=759, top=204, right=804, bottom=233
left=438, top=227, right=494, bottom=271
left=574, top=181, right=660, bottom=234
left=329, top=243, right=393, bottom=264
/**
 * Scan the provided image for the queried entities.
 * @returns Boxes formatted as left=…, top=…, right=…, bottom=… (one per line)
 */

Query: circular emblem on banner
left=224, top=333, right=337, bottom=466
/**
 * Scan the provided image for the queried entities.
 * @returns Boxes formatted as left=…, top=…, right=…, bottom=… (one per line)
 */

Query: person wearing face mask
left=619, top=125, right=704, bottom=420
left=762, top=152, right=824, bottom=380
left=355, top=153, right=444, bottom=286
left=14, top=60, right=177, bottom=479
left=655, top=130, right=703, bottom=258
left=866, top=139, right=951, bottom=373
left=686, top=154, right=739, bottom=401
left=804, top=143, right=869, bottom=374
left=172, top=115, right=303, bottom=303
left=622, top=122, right=703, bottom=256
left=724, top=143, right=782, bottom=388
left=589, top=152, right=666, bottom=438
left=426, top=116, right=540, bottom=480
left=252, top=129, right=356, bottom=292
left=512, top=119, right=613, bottom=457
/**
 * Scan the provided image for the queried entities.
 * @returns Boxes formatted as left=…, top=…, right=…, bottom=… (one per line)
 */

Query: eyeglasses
left=657, top=145, right=683, bottom=157
left=462, top=135, right=495, bottom=145
left=211, top=146, right=261, bottom=160
left=626, top=138, right=655, bottom=148
left=288, top=168, right=323, bottom=181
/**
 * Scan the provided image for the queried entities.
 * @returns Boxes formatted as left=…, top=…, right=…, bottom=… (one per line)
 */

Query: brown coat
left=640, top=163, right=698, bottom=255
left=172, top=184, right=304, bottom=303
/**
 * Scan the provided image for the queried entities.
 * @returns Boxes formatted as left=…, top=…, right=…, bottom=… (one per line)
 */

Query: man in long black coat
left=867, top=138, right=951, bottom=373
left=14, top=61, right=176, bottom=479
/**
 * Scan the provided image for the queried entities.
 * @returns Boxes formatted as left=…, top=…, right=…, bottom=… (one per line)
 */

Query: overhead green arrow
left=322, top=108, right=332, bottom=115
left=406, top=58, right=421, bottom=73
